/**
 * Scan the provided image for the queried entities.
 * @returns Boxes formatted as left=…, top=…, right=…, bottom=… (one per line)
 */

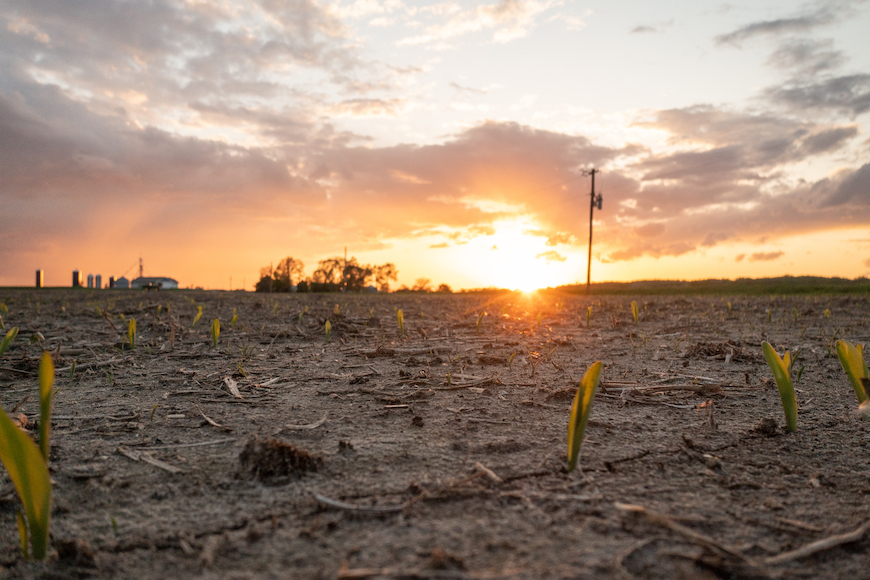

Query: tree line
left=255, top=256, right=398, bottom=293
left=255, top=256, right=454, bottom=293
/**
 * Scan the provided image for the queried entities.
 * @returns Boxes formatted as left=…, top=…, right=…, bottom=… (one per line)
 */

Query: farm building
left=131, top=276, right=179, bottom=290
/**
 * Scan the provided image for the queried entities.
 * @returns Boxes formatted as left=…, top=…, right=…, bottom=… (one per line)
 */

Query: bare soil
left=0, top=288, right=869, bottom=580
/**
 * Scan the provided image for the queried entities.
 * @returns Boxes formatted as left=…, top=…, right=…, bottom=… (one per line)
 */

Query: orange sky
left=2, top=1, right=870, bottom=290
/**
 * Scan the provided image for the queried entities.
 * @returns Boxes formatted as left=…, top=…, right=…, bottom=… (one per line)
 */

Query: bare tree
left=412, top=278, right=433, bottom=292
left=374, top=263, right=398, bottom=292
left=274, top=257, right=304, bottom=291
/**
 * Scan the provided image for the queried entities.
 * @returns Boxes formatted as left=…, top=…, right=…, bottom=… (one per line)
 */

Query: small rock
left=755, top=418, right=778, bottom=437
left=411, top=416, right=424, bottom=427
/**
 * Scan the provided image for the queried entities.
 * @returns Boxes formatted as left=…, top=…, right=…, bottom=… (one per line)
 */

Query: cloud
left=750, top=251, right=785, bottom=262
left=429, top=242, right=449, bottom=248
left=715, top=8, right=837, bottom=46
left=398, top=0, right=559, bottom=46
left=820, top=163, right=870, bottom=206
left=326, top=98, right=409, bottom=117
left=735, top=254, right=746, bottom=262
left=450, top=81, right=489, bottom=95
left=766, top=39, right=845, bottom=74
left=767, top=75, right=870, bottom=117
left=536, top=250, right=566, bottom=262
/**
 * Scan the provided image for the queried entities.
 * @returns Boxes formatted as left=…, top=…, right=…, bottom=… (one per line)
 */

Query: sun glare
left=464, top=220, right=571, bottom=291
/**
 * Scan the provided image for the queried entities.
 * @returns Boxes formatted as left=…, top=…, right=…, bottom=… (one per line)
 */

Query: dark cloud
left=735, top=254, right=746, bottom=262
left=715, top=9, right=837, bottom=46
left=750, top=251, right=785, bottom=261
left=821, top=164, right=870, bottom=206
left=767, top=75, right=870, bottom=117
left=631, top=25, right=656, bottom=34
left=766, top=39, right=845, bottom=74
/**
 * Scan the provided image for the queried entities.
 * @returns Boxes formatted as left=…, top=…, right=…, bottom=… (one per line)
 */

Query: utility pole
left=584, top=169, right=602, bottom=294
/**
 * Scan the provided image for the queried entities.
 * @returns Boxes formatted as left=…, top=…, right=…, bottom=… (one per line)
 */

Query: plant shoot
left=567, top=361, right=603, bottom=472
left=835, top=340, right=869, bottom=403
left=211, top=318, right=220, bottom=348
left=0, top=327, right=19, bottom=356
left=762, top=342, right=797, bottom=432
left=0, top=352, right=53, bottom=559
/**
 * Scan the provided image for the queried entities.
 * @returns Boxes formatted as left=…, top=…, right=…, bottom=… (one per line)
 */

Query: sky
left=2, top=0, right=870, bottom=291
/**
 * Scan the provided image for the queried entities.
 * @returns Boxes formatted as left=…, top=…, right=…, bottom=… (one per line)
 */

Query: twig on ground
left=117, top=446, right=184, bottom=473
left=313, top=493, right=405, bottom=514
left=615, top=503, right=754, bottom=564
left=284, top=412, right=328, bottom=430
left=194, top=404, right=233, bottom=431
left=137, top=437, right=236, bottom=450
left=763, top=520, right=870, bottom=565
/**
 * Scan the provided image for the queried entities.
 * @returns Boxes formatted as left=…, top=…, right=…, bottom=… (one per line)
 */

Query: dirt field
left=0, top=288, right=868, bottom=579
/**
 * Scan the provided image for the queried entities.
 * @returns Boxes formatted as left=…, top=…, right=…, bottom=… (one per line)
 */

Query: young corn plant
left=476, top=312, right=485, bottom=334
left=325, top=320, right=332, bottom=343
left=211, top=319, right=220, bottom=348
left=0, top=327, right=19, bottom=356
left=586, top=306, right=592, bottom=328
left=834, top=340, right=869, bottom=403
left=230, top=308, right=239, bottom=329
left=128, top=318, right=136, bottom=350
left=567, top=361, right=603, bottom=473
left=0, top=352, right=53, bottom=559
left=762, top=342, right=797, bottom=432
left=192, top=305, right=203, bottom=327
left=397, top=309, right=404, bottom=337
left=631, top=301, right=639, bottom=325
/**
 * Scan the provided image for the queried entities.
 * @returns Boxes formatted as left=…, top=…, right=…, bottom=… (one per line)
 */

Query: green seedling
left=762, top=342, right=797, bottom=432
left=211, top=319, right=220, bottom=348
left=0, top=327, right=19, bottom=356
left=476, top=312, right=485, bottom=334
left=567, top=361, right=603, bottom=473
left=334, top=304, right=341, bottom=315
left=766, top=309, right=771, bottom=322
left=38, top=353, right=53, bottom=462
left=508, top=352, right=517, bottom=369
left=824, top=308, right=831, bottom=319
left=727, top=302, right=732, bottom=312
left=325, top=320, right=332, bottom=343
left=0, top=352, right=53, bottom=559
left=631, top=301, right=639, bottom=325
left=157, top=304, right=162, bottom=315
left=586, top=306, right=592, bottom=328
left=95, top=306, right=102, bottom=317
left=272, top=302, right=279, bottom=316
left=0, top=314, right=4, bottom=330
left=793, top=308, right=799, bottom=324
left=536, top=312, right=542, bottom=329
left=230, top=308, right=238, bottom=328
left=128, top=318, right=136, bottom=349
left=68, top=361, right=76, bottom=381
left=397, top=309, right=404, bottom=336
left=192, top=305, right=203, bottom=327
left=0, top=303, right=7, bottom=316
left=834, top=340, right=869, bottom=403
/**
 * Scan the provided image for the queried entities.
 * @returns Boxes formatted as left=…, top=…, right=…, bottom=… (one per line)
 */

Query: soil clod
left=239, top=436, right=322, bottom=480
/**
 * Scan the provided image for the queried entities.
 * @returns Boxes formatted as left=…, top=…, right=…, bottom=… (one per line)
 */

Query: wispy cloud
left=397, top=0, right=560, bottom=47
left=715, top=8, right=837, bottom=46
